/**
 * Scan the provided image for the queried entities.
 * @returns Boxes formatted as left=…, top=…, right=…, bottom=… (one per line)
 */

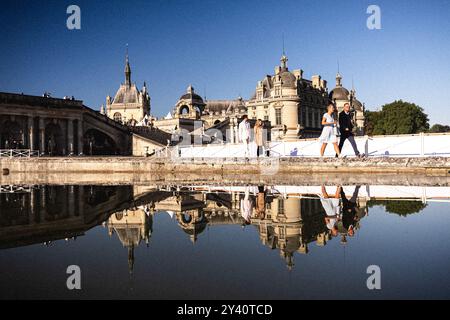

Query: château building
left=329, top=72, right=365, bottom=135
left=104, top=51, right=365, bottom=142
left=246, top=54, right=329, bottom=140
left=103, top=53, right=150, bottom=125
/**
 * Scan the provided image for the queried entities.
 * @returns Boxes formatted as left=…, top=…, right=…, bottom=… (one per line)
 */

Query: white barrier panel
left=176, top=133, right=450, bottom=158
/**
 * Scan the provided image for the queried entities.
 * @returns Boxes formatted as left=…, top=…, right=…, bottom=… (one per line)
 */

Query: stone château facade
left=246, top=54, right=329, bottom=140
left=104, top=52, right=366, bottom=142
left=103, top=53, right=150, bottom=125
left=329, top=72, right=365, bottom=135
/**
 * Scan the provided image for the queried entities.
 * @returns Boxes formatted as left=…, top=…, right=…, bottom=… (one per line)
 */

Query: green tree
left=368, top=200, right=427, bottom=217
left=364, top=110, right=380, bottom=136
left=364, top=100, right=429, bottom=135
left=429, top=124, right=450, bottom=133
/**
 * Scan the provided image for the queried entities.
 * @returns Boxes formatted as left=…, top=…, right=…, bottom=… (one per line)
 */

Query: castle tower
left=105, top=49, right=151, bottom=125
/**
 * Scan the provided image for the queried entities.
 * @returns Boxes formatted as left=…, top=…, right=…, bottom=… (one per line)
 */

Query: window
left=278, top=199, right=284, bottom=215
left=264, top=115, right=269, bottom=121
left=113, top=112, right=122, bottom=122
left=275, top=87, right=281, bottom=96
left=275, top=108, right=282, bottom=125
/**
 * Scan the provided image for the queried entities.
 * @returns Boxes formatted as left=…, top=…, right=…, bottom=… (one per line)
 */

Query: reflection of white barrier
left=187, top=185, right=450, bottom=201
left=177, top=133, right=450, bottom=158
left=0, top=149, right=40, bottom=158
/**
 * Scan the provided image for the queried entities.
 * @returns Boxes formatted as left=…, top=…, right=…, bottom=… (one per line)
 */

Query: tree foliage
left=368, top=200, right=427, bottom=217
left=364, top=100, right=429, bottom=136
left=429, top=124, right=450, bottom=133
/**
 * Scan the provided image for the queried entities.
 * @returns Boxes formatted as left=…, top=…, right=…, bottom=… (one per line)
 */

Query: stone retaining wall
left=2, top=157, right=450, bottom=186
left=2, top=156, right=450, bottom=173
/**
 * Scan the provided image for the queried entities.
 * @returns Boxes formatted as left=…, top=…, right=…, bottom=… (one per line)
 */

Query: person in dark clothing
left=337, top=103, right=362, bottom=157
left=340, top=185, right=361, bottom=237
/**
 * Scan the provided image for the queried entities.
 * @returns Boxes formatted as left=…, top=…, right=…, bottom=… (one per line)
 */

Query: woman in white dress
left=319, top=185, right=342, bottom=237
left=319, top=103, right=341, bottom=157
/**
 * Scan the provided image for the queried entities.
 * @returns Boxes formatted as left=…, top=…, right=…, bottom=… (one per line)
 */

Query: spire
left=124, top=44, right=131, bottom=87
left=280, top=33, right=288, bottom=70
left=128, top=246, right=135, bottom=274
left=336, top=72, right=342, bottom=87
left=280, top=54, right=288, bottom=70
left=351, top=76, right=356, bottom=96
left=336, top=59, right=342, bottom=87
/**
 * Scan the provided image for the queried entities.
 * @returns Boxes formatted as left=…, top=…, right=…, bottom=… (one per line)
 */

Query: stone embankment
left=1, top=156, right=450, bottom=186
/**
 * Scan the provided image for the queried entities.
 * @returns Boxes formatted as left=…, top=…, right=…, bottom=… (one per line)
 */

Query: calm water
left=0, top=183, right=449, bottom=299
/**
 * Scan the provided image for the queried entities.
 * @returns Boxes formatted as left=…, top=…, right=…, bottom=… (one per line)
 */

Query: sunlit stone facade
left=329, top=72, right=365, bottom=135
left=246, top=54, right=329, bottom=140
left=104, top=53, right=150, bottom=125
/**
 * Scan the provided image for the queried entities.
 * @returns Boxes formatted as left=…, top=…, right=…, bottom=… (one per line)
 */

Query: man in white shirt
left=240, top=187, right=253, bottom=225
left=238, top=115, right=251, bottom=157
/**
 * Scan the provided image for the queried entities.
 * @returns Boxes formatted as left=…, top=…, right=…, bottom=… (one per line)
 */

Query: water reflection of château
left=106, top=185, right=369, bottom=270
left=1, top=184, right=372, bottom=271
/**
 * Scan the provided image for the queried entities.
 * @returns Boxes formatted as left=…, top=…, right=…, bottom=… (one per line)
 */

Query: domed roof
left=113, top=84, right=140, bottom=104
left=329, top=72, right=350, bottom=101
left=280, top=71, right=297, bottom=88
left=205, top=98, right=247, bottom=114
left=329, top=87, right=349, bottom=101
left=180, top=92, right=204, bottom=101
left=353, top=98, right=363, bottom=111
left=179, top=85, right=204, bottom=104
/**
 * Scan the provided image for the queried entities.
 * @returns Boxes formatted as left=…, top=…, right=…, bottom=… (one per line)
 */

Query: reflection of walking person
left=320, top=185, right=342, bottom=237
left=240, top=187, right=253, bottom=225
left=254, top=119, right=264, bottom=158
left=337, top=103, right=362, bottom=157
left=255, top=185, right=266, bottom=219
left=340, top=185, right=361, bottom=237
left=238, top=115, right=251, bottom=157
left=319, top=103, right=341, bottom=157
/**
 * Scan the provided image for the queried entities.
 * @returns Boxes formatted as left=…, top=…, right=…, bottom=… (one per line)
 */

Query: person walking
left=254, top=119, right=264, bottom=158
left=238, top=115, right=251, bottom=157
left=337, top=103, right=362, bottom=157
left=319, top=102, right=341, bottom=157
left=240, top=186, right=253, bottom=225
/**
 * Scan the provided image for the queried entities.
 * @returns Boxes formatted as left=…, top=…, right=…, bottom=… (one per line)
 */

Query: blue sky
left=1, top=0, right=449, bottom=124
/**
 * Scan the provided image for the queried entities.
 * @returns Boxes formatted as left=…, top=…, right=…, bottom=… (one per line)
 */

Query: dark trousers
left=338, top=134, right=360, bottom=155
left=256, top=146, right=263, bottom=157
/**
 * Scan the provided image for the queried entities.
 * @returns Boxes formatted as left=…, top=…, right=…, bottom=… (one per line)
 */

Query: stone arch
left=83, top=128, right=118, bottom=155
left=181, top=212, right=193, bottom=224
left=115, top=212, right=124, bottom=220
left=45, top=122, right=64, bottom=155
left=0, top=120, right=24, bottom=149
left=43, top=186, right=69, bottom=220
left=113, top=112, right=122, bottom=122
left=179, top=105, right=190, bottom=115
left=213, top=119, right=221, bottom=125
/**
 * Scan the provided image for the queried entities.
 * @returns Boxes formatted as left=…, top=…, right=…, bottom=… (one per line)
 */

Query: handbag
left=333, top=124, right=340, bottom=137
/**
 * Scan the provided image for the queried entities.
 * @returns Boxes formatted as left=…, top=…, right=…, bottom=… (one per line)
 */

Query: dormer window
left=257, top=92, right=263, bottom=100
left=275, top=87, right=281, bottom=96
